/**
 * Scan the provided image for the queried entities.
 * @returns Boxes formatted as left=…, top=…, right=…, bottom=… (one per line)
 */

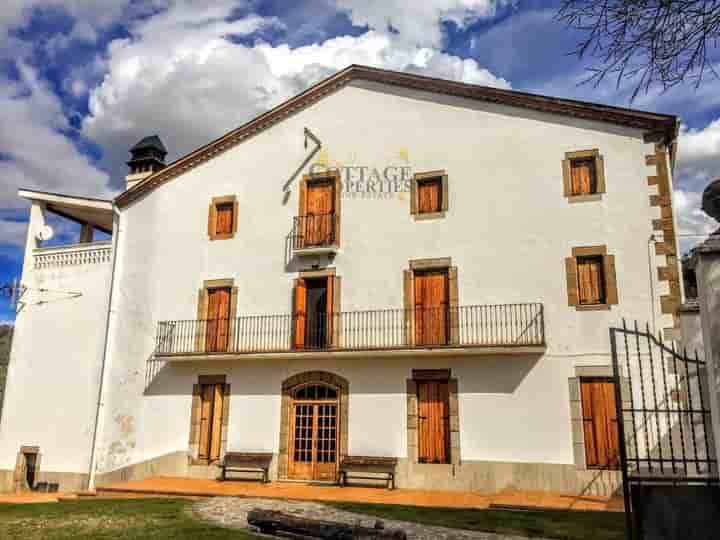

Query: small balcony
left=291, top=213, right=339, bottom=255
left=154, top=303, right=545, bottom=359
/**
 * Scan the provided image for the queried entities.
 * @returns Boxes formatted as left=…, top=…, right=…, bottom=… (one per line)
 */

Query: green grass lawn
left=0, top=498, right=261, bottom=540
left=330, top=501, right=626, bottom=540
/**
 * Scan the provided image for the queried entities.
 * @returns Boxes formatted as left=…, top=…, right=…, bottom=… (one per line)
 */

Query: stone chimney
left=126, top=135, right=167, bottom=189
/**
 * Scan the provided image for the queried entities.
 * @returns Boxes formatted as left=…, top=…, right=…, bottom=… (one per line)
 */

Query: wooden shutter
left=325, top=276, right=334, bottom=347
left=206, top=287, right=231, bottom=352
left=565, top=257, right=579, bottom=306
left=577, top=257, right=604, bottom=305
left=417, top=381, right=450, bottom=464
left=570, top=159, right=596, bottom=195
left=418, top=178, right=442, bottom=213
left=215, top=203, right=234, bottom=235
left=198, top=384, right=214, bottom=459
left=581, top=380, right=620, bottom=469
left=414, top=271, right=448, bottom=345
left=293, top=279, right=307, bottom=349
left=604, top=255, right=619, bottom=305
left=209, top=384, right=224, bottom=460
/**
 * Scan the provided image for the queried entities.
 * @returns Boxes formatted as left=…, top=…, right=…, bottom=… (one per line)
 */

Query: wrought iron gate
left=610, top=321, right=718, bottom=540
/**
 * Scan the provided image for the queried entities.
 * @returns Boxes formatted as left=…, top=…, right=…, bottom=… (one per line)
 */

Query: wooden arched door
left=288, top=383, right=339, bottom=481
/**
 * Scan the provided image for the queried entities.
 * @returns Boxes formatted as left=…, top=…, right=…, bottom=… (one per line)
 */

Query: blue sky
left=1, top=0, right=720, bottom=322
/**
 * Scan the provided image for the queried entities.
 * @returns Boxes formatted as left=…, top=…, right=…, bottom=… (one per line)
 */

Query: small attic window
left=208, top=196, right=238, bottom=240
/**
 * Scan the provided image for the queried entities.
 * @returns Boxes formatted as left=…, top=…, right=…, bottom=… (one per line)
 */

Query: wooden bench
left=219, top=452, right=273, bottom=483
left=338, top=456, right=398, bottom=490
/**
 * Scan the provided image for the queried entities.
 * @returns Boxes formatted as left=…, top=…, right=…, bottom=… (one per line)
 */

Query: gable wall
left=96, top=81, right=673, bottom=474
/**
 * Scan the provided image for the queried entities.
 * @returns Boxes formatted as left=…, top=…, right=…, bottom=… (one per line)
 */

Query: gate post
left=695, top=251, right=720, bottom=469
left=609, top=327, right=634, bottom=540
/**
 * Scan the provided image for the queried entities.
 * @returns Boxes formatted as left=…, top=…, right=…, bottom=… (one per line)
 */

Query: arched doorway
left=289, top=383, right=339, bottom=480
left=279, top=371, right=348, bottom=481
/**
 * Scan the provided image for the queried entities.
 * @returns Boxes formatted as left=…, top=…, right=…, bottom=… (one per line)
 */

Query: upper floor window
left=411, top=170, right=448, bottom=219
left=562, top=149, right=606, bottom=200
left=208, top=195, right=238, bottom=240
left=566, top=246, right=618, bottom=310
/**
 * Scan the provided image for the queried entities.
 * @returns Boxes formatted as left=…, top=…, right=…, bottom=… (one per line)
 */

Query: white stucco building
left=0, top=65, right=683, bottom=495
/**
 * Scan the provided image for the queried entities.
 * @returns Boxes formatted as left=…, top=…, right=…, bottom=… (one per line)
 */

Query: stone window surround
left=188, top=374, right=230, bottom=466
left=277, top=371, right=349, bottom=480
left=565, top=246, right=619, bottom=311
left=410, top=170, right=449, bottom=220
left=568, top=366, right=630, bottom=471
left=406, top=369, right=460, bottom=466
left=195, top=278, right=239, bottom=352
left=403, top=258, right=459, bottom=345
left=13, top=445, right=40, bottom=492
left=298, top=170, right=342, bottom=247
left=562, top=149, right=606, bottom=200
left=208, top=195, right=239, bottom=241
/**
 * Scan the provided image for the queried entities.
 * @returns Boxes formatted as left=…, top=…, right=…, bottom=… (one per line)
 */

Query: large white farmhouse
left=0, top=65, right=682, bottom=496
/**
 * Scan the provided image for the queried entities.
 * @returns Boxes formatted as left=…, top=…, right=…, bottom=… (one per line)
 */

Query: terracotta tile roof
left=115, top=64, right=679, bottom=208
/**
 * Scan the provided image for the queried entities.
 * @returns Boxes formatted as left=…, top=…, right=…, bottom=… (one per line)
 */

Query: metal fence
left=291, top=213, right=338, bottom=250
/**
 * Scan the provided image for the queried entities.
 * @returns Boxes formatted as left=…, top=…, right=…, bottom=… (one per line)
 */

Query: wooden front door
left=304, top=180, right=335, bottom=246
left=414, top=270, right=449, bottom=345
left=417, top=380, right=450, bottom=464
left=580, top=379, right=620, bottom=469
left=289, top=384, right=339, bottom=480
left=198, top=383, right=224, bottom=461
left=206, top=287, right=231, bottom=352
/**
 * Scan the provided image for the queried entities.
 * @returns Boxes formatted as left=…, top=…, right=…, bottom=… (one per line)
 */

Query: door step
left=276, top=478, right=338, bottom=486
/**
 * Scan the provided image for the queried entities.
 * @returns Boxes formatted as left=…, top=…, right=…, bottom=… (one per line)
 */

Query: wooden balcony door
left=580, top=378, right=620, bottom=469
left=414, top=270, right=449, bottom=345
left=304, top=179, right=334, bottom=246
left=293, top=277, right=333, bottom=349
left=417, top=380, right=450, bottom=464
left=289, top=385, right=339, bottom=480
left=198, top=383, right=224, bottom=461
left=205, top=287, right=231, bottom=352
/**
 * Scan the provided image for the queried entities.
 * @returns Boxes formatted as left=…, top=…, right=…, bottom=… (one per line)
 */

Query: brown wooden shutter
left=293, top=279, right=307, bottom=349
left=403, top=270, right=413, bottom=344
left=577, top=257, right=604, bottom=305
left=215, top=203, right=234, bottom=235
left=418, top=178, right=441, bottom=213
left=604, top=254, right=619, bottom=305
left=417, top=380, right=450, bottom=464
left=581, top=380, right=620, bottom=469
left=207, top=203, right=216, bottom=238
left=206, top=287, right=231, bottom=352
left=198, top=384, right=214, bottom=459
left=565, top=257, right=579, bottom=306
left=571, top=159, right=596, bottom=195
left=209, top=384, right=224, bottom=461
left=562, top=159, right=572, bottom=197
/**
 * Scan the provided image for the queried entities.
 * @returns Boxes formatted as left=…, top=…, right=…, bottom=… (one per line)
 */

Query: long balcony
left=292, top=213, right=339, bottom=255
left=154, top=303, right=545, bottom=359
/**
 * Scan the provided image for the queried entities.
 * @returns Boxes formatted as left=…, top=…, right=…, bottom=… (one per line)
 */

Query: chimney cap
left=702, top=178, right=720, bottom=221
left=130, top=135, right=167, bottom=155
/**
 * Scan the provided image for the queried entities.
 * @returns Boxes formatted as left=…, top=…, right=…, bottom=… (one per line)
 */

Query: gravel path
left=194, top=497, right=551, bottom=540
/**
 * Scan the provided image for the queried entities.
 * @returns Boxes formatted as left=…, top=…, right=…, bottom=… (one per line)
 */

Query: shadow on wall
left=144, top=354, right=541, bottom=398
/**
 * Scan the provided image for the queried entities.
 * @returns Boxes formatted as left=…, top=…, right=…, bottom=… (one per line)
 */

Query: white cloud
left=676, top=119, right=720, bottom=191
left=674, top=188, right=718, bottom=254
left=81, top=1, right=509, bottom=186
left=333, top=0, right=511, bottom=47
left=0, top=64, right=112, bottom=246
left=0, top=219, right=28, bottom=248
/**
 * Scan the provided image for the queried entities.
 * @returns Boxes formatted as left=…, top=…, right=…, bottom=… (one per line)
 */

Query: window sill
left=413, top=211, right=446, bottom=221
left=575, top=304, right=611, bottom=311
left=566, top=193, right=603, bottom=204
left=209, top=233, right=235, bottom=241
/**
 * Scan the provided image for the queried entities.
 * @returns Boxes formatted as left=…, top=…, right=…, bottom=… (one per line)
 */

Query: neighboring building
left=0, top=65, right=682, bottom=495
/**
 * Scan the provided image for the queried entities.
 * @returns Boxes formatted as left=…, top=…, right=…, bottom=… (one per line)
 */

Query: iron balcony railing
left=155, top=303, right=544, bottom=356
left=292, top=213, right=338, bottom=250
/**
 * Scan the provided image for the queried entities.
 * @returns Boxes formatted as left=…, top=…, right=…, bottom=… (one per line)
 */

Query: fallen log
left=247, top=509, right=407, bottom=539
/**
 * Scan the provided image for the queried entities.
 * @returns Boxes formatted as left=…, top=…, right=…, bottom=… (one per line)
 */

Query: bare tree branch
left=557, top=1, right=720, bottom=100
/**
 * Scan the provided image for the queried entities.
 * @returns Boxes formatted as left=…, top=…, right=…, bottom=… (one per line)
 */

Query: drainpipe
left=87, top=205, right=121, bottom=491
